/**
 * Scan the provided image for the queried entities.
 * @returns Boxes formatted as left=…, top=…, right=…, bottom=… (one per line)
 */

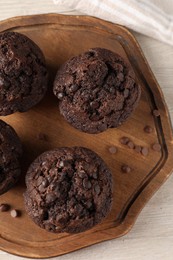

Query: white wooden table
left=0, top=1, right=173, bottom=260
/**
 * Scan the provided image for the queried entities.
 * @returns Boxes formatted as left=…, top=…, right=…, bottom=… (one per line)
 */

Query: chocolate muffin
left=53, top=48, right=141, bottom=134
left=0, top=120, right=22, bottom=195
left=0, top=31, right=48, bottom=116
left=24, top=147, right=113, bottom=233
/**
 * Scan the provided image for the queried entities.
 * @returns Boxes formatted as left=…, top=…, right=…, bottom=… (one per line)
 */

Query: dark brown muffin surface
left=0, top=31, right=48, bottom=115
left=53, top=48, right=141, bottom=133
left=0, top=120, right=22, bottom=195
left=24, top=147, right=113, bottom=233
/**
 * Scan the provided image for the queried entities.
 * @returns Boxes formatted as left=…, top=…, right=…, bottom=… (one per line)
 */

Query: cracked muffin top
left=24, top=147, right=113, bottom=233
left=0, top=31, right=48, bottom=115
left=53, top=48, right=141, bottom=134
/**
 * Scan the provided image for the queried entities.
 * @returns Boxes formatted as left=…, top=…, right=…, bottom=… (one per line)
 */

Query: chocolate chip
left=127, top=141, right=134, bottom=149
left=108, top=146, right=117, bottom=154
left=121, top=165, right=131, bottom=173
left=38, top=184, right=45, bottom=192
left=34, top=172, right=40, bottom=180
left=86, top=201, right=92, bottom=208
left=144, top=125, right=153, bottom=133
left=37, top=176, right=43, bottom=186
left=83, top=163, right=90, bottom=171
left=57, top=92, right=64, bottom=100
left=47, top=175, right=54, bottom=182
left=10, top=209, right=19, bottom=218
left=134, top=145, right=141, bottom=153
left=0, top=203, right=10, bottom=212
left=35, top=193, right=42, bottom=203
left=69, top=84, right=78, bottom=92
left=124, top=88, right=129, bottom=98
left=94, top=185, right=101, bottom=194
left=54, top=187, right=61, bottom=197
left=152, top=143, right=161, bottom=152
left=56, top=214, right=63, bottom=222
left=49, top=168, right=58, bottom=175
left=42, top=179, right=48, bottom=188
left=115, top=63, right=123, bottom=72
left=152, top=109, right=160, bottom=117
left=92, top=172, right=98, bottom=179
left=109, top=87, right=116, bottom=94
left=38, top=132, right=48, bottom=141
left=55, top=226, right=61, bottom=231
left=120, top=136, right=129, bottom=145
left=45, top=224, right=56, bottom=231
left=46, top=193, right=56, bottom=203
left=41, top=161, right=47, bottom=167
left=59, top=214, right=69, bottom=224
left=59, top=161, right=64, bottom=168
left=90, top=101, right=99, bottom=109
left=74, top=204, right=83, bottom=213
left=141, top=147, right=149, bottom=156
left=83, top=179, right=92, bottom=189
left=49, top=183, right=56, bottom=190
left=78, top=171, right=86, bottom=178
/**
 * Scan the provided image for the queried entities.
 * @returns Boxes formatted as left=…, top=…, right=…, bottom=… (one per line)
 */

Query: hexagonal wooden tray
left=0, top=14, right=173, bottom=259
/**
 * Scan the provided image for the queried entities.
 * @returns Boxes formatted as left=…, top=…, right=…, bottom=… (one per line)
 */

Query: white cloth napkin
left=53, top=0, right=173, bottom=46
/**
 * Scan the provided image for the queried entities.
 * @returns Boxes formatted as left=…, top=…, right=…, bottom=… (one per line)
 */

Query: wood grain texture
left=0, top=13, right=172, bottom=259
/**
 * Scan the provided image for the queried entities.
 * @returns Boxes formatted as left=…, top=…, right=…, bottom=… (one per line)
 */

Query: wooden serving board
left=0, top=14, right=173, bottom=259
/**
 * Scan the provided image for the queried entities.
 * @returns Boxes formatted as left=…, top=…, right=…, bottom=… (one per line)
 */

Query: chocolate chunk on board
left=152, top=143, right=161, bottom=152
left=121, top=164, right=132, bottom=173
left=144, top=125, right=153, bottom=133
left=108, top=146, right=117, bottom=154
left=141, top=147, right=149, bottom=156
